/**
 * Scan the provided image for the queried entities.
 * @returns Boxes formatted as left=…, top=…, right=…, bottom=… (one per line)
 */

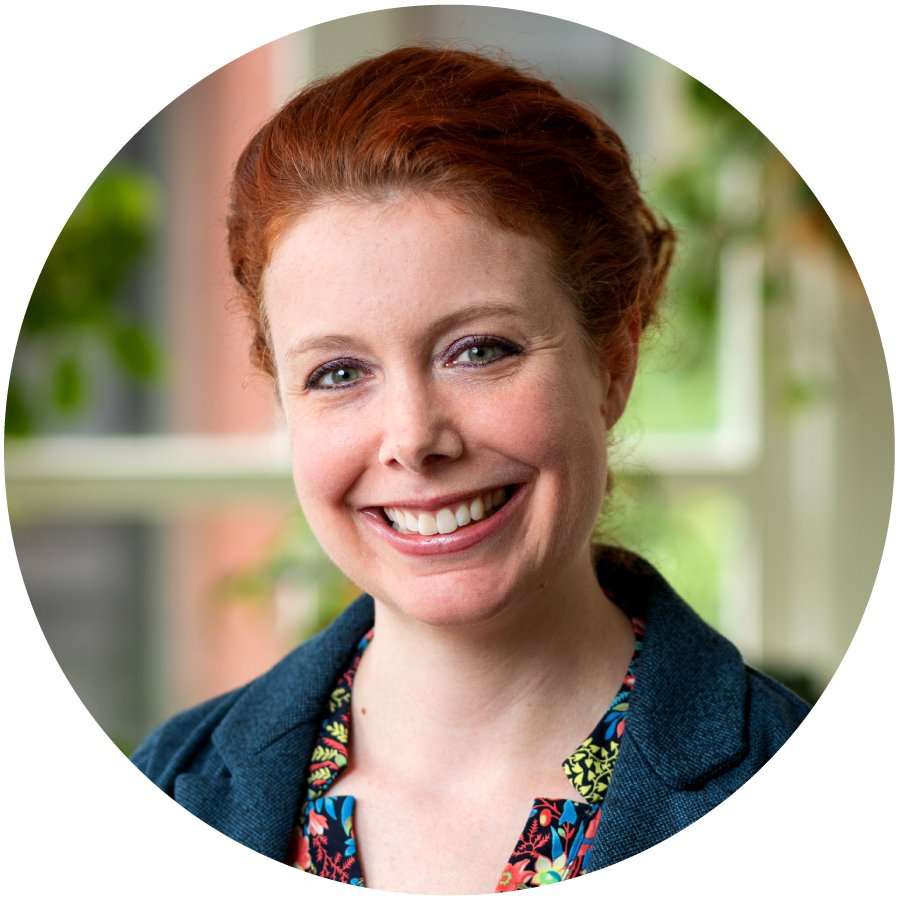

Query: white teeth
left=436, top=509, right=458, bottom=534
left=418, top=512, right=438, bottom=536
left=385, top=487, right=511, bottom=536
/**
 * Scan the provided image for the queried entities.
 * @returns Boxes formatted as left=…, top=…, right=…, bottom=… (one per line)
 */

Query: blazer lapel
left=587, top=552, right=750, bottom=870
left=173, top=723, right=319, bottom=860
left=586, top=731, right=683, bottom=869
left=174, top=595, right=376, bottom=862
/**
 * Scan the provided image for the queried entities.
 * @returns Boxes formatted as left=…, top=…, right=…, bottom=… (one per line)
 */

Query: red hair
left=228, top=46, right=675, bottom=376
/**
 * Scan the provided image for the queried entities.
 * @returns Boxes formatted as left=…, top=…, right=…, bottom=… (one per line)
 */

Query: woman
left=133, top=47, right=809, bottom=893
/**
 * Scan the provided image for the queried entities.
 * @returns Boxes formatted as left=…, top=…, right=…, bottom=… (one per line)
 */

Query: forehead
left=262, top=195, right=565, bottom=346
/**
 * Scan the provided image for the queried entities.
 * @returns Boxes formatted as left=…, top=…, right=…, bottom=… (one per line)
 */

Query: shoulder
left=597, top=546, right=811, bottom=788
left=130, top=687, right=246, bottom=794
left=743, top=666, right=811, bottom=761
left=130, top=594, right=377, bottom=794
left=676, top=669, right=811, bottom=814
left=589, top=551, right=812, bottom=868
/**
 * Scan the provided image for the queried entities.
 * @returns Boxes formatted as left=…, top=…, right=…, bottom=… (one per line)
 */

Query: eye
left=309, top=364, right=364, bottom=388
left=455, top=344, right=498, bottom=363
left=446, top=336, right=521, bottom=367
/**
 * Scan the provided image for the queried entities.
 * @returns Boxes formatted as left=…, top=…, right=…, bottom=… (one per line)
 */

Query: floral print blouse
left=288, top=616, right=644, bottom=890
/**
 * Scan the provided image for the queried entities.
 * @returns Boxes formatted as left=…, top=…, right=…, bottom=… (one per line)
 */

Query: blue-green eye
left=455, top=344, right=498, bottom=363
left=317, top=366, right=362, bottom=387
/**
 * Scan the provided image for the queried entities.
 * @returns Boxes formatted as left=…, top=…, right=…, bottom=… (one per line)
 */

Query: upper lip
left=361, top=484, right=517, bottom=512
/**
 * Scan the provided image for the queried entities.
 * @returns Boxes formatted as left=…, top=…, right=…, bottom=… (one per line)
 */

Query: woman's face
left=264, top=195, right=635, bottom=628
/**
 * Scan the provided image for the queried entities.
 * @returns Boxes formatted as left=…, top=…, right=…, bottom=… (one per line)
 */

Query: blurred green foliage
left=613, top=75, right=787, bottom=631
left=624, top=74, right=851, bottom=436
left=6, top=165, right=163, bottom=435
left=612, top=73, right=856, bottom=649
left=599, top=474, right=748, bottom=630
left=217, top=511, right=362, bottom=643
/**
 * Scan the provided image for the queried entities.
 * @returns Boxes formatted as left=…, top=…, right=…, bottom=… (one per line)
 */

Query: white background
left=2, top=1, right=897, bottom=896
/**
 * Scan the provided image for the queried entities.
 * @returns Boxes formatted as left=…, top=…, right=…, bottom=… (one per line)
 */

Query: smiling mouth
left=382, top=486, right=514, bottom=536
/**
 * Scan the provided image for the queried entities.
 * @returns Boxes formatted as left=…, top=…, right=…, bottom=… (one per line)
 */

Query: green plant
left=6, top=164, right=163, bottom=435
left=624, top=75, right=855, bottom=436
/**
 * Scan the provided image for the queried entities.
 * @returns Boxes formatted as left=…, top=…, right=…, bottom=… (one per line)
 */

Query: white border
left=3, top=2, right=897, bottom=897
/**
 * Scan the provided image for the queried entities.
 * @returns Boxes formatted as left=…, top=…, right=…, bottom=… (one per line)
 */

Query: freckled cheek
left=479, top=376, right=607, bottom=518
left=287, top=414, right=372, bottom=514
left=482, top=378, right=605, bottom=470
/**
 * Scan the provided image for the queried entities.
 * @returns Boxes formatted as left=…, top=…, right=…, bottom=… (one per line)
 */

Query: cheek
left=481, top=367, right=608, bottom=484
left=287, top=409, right=371, bottom=512
left=470, top=365, right=609, bottom=556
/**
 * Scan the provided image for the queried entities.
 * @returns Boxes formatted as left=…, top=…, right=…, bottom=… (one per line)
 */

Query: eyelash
left=305, top=336, right=521, bottom=390
left=443, top=334, right=522, bottom=367
left=306, top=358, right=369, bottom=390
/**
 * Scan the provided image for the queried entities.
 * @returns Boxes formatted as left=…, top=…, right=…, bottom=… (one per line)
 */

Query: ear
left=602, top=315, right=641, bottom=429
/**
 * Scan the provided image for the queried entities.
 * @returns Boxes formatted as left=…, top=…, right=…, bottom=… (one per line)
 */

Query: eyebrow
left=282, top=301, right=530, bottom=363
left=283, top=334, right=362, bottom=363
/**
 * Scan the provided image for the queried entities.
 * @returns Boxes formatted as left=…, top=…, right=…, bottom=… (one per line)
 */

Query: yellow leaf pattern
left=326, top=721, right=348, bottom=744
left=310, top=745, right=347, bottom=765
left=329, top=687, right=350, bottom=713
left=563, top=740, right=619, bottom=803
left=308, top=765, right=336, bottom=784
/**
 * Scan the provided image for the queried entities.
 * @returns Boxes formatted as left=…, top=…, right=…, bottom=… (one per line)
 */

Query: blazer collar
left=211, top=594, right=376, bottom=769
left=596, top=548, right=749, bottom=789
left=173, top=596, right=375, bottom=861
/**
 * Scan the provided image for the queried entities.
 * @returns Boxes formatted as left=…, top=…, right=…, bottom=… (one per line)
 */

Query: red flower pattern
left=497, top=859, right=534, bottom=891
left=308, top=810, right=328, bottom=835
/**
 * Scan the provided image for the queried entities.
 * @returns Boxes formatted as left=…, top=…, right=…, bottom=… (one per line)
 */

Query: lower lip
left=360, top=485, right=529, bottom=557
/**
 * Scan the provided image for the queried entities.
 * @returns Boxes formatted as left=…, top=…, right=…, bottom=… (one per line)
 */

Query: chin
left=375, top=572, right=520, bottom=629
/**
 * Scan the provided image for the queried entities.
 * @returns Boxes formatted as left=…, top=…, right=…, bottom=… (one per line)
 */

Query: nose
left=377, top=376, right=464, bottom=473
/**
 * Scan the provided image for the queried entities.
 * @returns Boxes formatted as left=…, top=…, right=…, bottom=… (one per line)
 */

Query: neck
left=351, top=546, right=635, bottom=777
